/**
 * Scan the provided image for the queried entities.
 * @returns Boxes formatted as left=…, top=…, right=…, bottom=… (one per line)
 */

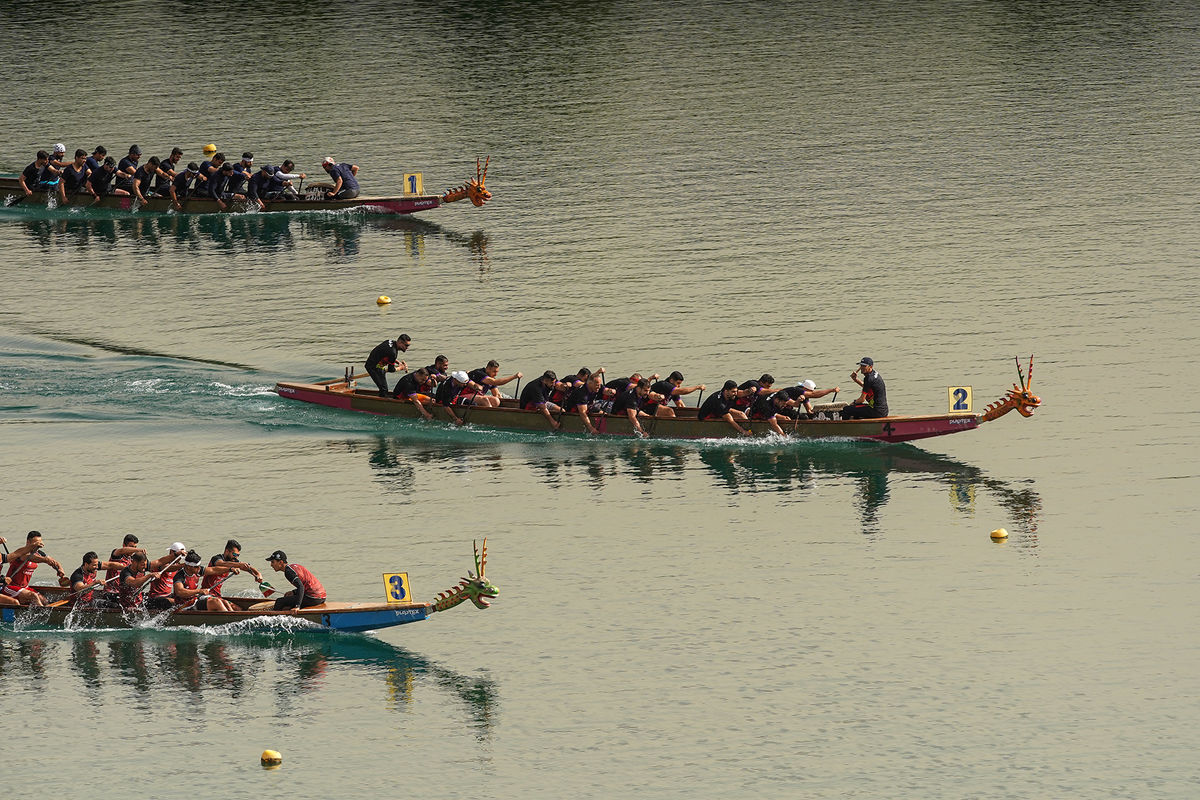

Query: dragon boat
left=274, top=357, right=1042, bottom=444
left=1, top=541, right=497, bottom=634
left=0, top=158, right=491, bottom=216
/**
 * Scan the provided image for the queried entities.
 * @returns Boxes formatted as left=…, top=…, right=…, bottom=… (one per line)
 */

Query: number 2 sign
left=947, top=386, right=973, bottom=414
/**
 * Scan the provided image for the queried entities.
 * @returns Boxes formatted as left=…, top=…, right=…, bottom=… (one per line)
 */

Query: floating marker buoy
left=377, top=295, right=391, bottom=305
left=990, top=527, right=1009, bottom=541
left=261, top=749, right=282, bottom=768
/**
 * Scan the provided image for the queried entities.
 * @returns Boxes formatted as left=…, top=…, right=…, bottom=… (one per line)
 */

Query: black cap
left=259, top=163, right=272, bottom=171
left=266, top=550, right=287, bottom=562
left=129, top=145, right=141, bottom=155
left=858, top=357, right=873, bottom=366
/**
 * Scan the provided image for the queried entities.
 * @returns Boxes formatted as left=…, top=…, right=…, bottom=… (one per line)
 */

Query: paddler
left=393, top=367, right=436, bottom=419
left=114, top=145, right=142, bottom=194
left=174, top=550, right=237, bottom=612
left=68, top=552, right=126, bottom=609
left=611, top=378, right=659, bottom=437
left=468, top=360, right=521, bottom=404
left=566, top=372, right=613, bottom=435
left=519, top=370, right=563, bottom=429
left=433, top=370, right=487, bottom=424
left=697, top=380, right=752, bottom=436
left=646, top=372, right=705, bottom=418
left=18, top=150, right=57, bottom=196
left=1, top=531, right=67, bottom=607
left=202, top=539, right=262, bottom=597
left=169, top=162, right=201, bottom=210
left=104, top=534, right=147, bottom=589
left=247, top=163, right=274, bottom=210
left=321, top=156, right=359, bottom=199
left=265, top=550, right=327, bottom=611
left=365, top=334, right=411, bottom=396
left=144, top=542, right=188, bottom=610
left=117, top=552, right=154, bottom=610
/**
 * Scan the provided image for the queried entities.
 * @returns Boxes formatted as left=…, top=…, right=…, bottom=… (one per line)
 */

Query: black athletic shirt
left=605, top=377, right=632, bottom=394
left=566, top=383, right=599, bottom=410
left=611, top=388, right=644, bottom=415
left=394, top=372, right=428, bottom=397
left=698, top=391, right=735, bottom=420
left=367, top=340, right=403, bottom=369
left=520, top=380, right=552, bottom=409
left=862, top=371, right=888, bottom=415
left=21, top=162, right=43, bottom=187
left=467, top=368, right=490, bottom=386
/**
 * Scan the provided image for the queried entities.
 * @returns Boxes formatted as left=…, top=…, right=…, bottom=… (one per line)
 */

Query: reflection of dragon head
left=430, top=539, right=499, bottom=612
left=441, top=157, right=492, bottom=207
left=980, top=355, right=1042, bottom=423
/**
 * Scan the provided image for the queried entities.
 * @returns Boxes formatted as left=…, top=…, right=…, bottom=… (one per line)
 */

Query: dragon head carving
left=441, top=157, right=492, bottom=207
left=980, top=355, right=1042, bottom=423
left=431, top=538, right=499, bottom=612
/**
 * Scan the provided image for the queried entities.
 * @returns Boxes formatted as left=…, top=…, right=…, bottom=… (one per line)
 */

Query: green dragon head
left=432, top=539, right=499, bottom=612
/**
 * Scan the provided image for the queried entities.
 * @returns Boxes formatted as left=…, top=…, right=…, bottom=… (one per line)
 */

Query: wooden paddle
left=175, top=571, right=234, bottom=612
left=47, top=572, right=121, bottom=608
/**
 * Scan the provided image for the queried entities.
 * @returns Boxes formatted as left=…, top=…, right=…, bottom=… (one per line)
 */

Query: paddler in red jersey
left=144, top=542, right=188, bottom=610
left=1, top=531, right=66, bottom=607
left=265, top=550, right=327, bottom=611
left=173, top=551, right=237, bottom=612
left=201, top=539, right=262, bottom=597
left=67, top=552, right=128, bottom=609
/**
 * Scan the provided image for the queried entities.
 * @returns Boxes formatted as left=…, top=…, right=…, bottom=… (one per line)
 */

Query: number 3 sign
left=382, top=572, right=412, bottom=604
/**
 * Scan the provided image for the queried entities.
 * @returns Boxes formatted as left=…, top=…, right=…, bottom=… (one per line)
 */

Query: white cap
left=797, top=379, right=816, bottom=391
left=169, top=542, right=187, bottom=553
left=53, top=143, right=65, bottom=153
left=322, top=156, right=335, bottom=165
left=451, top=370, right=469, bottom=383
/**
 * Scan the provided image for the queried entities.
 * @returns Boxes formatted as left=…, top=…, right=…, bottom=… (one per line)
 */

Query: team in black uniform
left=357, top=340, right=888, bottom=435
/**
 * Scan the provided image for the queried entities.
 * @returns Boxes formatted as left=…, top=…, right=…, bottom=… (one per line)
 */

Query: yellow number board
left=947, top=386, right=973, bottom=414
left=402, top=173, right=424, bottom=196
left=382, top=572, right=412, bottom=604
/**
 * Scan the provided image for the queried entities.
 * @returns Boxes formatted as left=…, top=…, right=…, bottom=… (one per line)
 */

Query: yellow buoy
left=261, top=749, right=282, bottom=768
left=377, top=295, right=392, bottom=305
left=990, top=527, right=1009, bottom=541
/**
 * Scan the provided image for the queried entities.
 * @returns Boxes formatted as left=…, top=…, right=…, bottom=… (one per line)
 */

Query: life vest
left=6, top=556, right=38, bottom=590
left=119, top=569, right=146, bottom=609
left=288, top=564, right=326, bottom=600
left=106, top=552, right=132, bottom=584
left=148, top=565, right=180, bottom=598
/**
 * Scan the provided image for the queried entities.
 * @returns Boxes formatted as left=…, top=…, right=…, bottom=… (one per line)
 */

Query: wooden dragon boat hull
left=0, top=177, right=443, bottom=215
left=274, top=378, right=1029, bottom=444
left=2, top=593, right=431, bottom=633
left=4, top=540, right=496, bottom=634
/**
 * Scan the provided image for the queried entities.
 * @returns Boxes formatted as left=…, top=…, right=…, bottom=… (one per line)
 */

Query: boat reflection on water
left=343, top=435, right=1042, bottom=546
left=0, top=629, right=497, bottom=737
left=6, top=208, right=490, bottom=268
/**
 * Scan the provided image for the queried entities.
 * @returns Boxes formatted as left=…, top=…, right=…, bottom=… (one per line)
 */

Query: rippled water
left=2, top=1, right=1199, bottom=797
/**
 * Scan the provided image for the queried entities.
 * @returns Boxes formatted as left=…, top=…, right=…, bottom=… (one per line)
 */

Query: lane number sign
left=382, top=572, right=413, bottom=604
left=947, top=386, right=973, bottom=414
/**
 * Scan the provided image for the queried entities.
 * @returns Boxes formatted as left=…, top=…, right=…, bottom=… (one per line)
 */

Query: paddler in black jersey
left=364, top=334, right=411, bottom=396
